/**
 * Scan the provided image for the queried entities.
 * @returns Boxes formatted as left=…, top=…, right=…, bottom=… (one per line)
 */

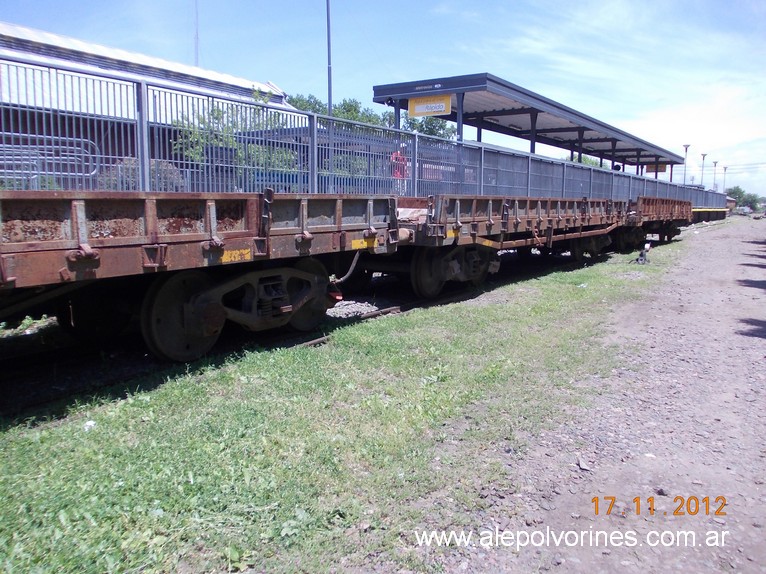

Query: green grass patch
left=0, top=245, right=685, bottom=573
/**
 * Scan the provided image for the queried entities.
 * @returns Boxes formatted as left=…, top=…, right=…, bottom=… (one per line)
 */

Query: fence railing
left=0, top=56, right=727, bottom=208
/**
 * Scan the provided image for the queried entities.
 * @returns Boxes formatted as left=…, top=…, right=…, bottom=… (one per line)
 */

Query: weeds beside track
left=0, top=232, right=699, bottom=574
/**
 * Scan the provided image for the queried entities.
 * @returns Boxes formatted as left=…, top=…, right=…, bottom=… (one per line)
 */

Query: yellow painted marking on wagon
left=221, top=248, right=252, bottom=263
left=351, top=237, right=376, bottom=250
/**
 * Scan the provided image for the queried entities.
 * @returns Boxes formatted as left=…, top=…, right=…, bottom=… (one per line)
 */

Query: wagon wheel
left=140, top=270, right=220, bottom=362
left=288, top=258, right=329, bottom=332
left=612, top=231, right=627, bottom=253
left=411, top=247, right=445, bottom=299
left=570, top=240, right=584, bottom=262
left=468, top=248, right=492, bottom=288
left=470, top=263, right=490, bottom=288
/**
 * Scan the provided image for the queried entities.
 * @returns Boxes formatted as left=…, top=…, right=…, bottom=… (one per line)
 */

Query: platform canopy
left=373, top=72, right=683, bottom=171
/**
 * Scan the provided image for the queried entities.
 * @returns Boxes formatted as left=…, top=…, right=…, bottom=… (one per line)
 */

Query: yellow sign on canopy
left=408, top=95, right=452, bottom=117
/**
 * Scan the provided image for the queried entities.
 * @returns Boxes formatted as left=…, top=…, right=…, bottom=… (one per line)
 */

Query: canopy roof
left=373, top=72, right=683, bottom=168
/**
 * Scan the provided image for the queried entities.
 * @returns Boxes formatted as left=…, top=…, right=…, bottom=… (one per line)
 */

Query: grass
left=0, top=242, right=688, bottom=573
left=0, top=315, right=55, bottom=338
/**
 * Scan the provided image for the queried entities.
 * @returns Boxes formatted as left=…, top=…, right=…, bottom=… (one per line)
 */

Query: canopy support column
left=456, top=92, right=465, bottom=142
left=529, top=111, right=538, bottom=154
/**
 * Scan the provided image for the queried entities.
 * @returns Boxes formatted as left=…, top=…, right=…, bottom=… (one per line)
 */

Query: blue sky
left=2, top=0, right=765, bottom=194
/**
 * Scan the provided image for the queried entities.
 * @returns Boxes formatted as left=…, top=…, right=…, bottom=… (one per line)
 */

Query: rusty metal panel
left=266, top=194, right=397, bottom=259
left=86, top=200, right=145, bottom=239
left=0, top=191, right=268, bottom=288
left=1, top=199, right=72, bottom=244
left=215, top=200, right=247, bottom=232
left=270, top=199, right=300, bottom=230
left=306, top=199, right=336, bottom=229
left=637, top=196, right=692, bottom=222
left=156, top=200, right=205, bottom=235
left=340, top=199, right=367, bottom=226
left=412, top=194, right=624, bottom=250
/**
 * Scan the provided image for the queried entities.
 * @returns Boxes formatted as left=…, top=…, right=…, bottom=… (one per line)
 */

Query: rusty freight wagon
left=0, top=23, right=400, bottom=361
left=0, top=24, right=726, bottom=361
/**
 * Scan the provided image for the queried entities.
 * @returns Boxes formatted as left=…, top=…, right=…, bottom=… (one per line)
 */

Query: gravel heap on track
left=326, top=298, right=387, bottom=319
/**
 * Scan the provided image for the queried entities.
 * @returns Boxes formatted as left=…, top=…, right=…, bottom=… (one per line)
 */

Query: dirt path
left=428, top=218, right=766, bottom=573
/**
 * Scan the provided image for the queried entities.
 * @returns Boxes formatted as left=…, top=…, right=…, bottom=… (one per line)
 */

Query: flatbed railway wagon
left=0, top=25, right=725, bottom=361
left=0, top=26, right=402, bottom=361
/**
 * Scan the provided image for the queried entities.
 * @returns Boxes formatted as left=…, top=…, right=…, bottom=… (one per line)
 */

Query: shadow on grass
left=0, top=248, right=622, bottom=427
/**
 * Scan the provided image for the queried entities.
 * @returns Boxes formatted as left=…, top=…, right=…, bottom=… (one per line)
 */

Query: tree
left=726, top=185, right=745, bottom=204
left=332, top=99, right=387, bottom=126
left=172, top=98, right=299, bottom=191
left=287, top=93, right=456, bottom=139
left=402, top=115, right=457, bottom=139
left=725, top=186, right=761, bottom=210
left=562, top=154, right=602, bottom=167
left=287, top=93, right=333, bottom=116
left=289, top=94, right=386, bottom=126
left=741, top=192, right=760, bottom=211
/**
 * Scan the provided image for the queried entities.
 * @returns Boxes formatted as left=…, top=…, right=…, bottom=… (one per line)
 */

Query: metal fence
left=0, top=56, right=727, bottom=208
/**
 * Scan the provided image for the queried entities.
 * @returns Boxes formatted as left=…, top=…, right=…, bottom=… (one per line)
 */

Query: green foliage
left=288, top=93, right=456, bottom=139
left=289, top=94, right=386, bottom=127
left=561, top=154, right=602, bottom=167
left=0, top=245, right=683, bottom=572
left=174, top=105, right=254, bottom=165
left=286, top=93, right=329, bottom=115
left=401, top=115, right=457, bottom=139
left=726, top=185, right=745, bottom=203
left=0, top=175, right=60, bottom=191
left=172, top=102, right=300, bottom=184
left=741, top=192, right=760, bottom=211
left=726, top=186, right=761, bottom=210
left=332, top=99, right=386, bottom=126
left=97, top=158, right=185, bottom=191
left=252, top=89, right=275, bottom=104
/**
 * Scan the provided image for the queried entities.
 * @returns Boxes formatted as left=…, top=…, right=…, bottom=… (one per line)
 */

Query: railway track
left=0, top=252, right=586, bottom=419
left=0, top=289, right=445, bottom=418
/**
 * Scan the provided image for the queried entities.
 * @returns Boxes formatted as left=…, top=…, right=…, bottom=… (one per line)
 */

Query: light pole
left=723, top=166, right=728, bottom=193
left=326, top=0, right=335, bottom=192
left=700, top=153, right=707, bottom=187
left=194, top=0, right=199, bottom=66
left=326, top=0, right=333, bottom=116
left=713, top=160, right=718, bottom=191
left=683, top=144, right=690, bottom=185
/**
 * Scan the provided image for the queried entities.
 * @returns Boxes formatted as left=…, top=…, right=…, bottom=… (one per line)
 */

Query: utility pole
left=713, top=160, right=718, bottom=191
left=326, top=0, right=333, bottom=116
left=194, top=0, right=199, bottom=66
